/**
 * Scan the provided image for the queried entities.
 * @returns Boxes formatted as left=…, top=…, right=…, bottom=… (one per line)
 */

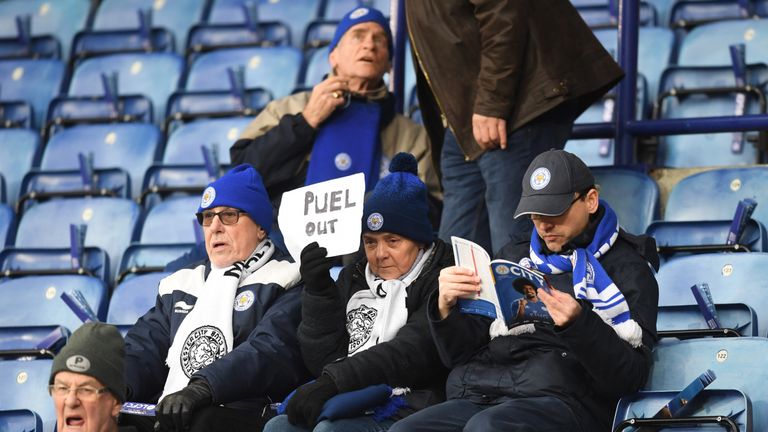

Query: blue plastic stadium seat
left=207, top=0, right=321, bottom=48
left=0, top=247, right=111, bottom=284
left=671, top=0, right=768, bottom=29
left=643, top=338, right=768, bottom=430
left=93, top=0, right=207, bottom=51
left=647, top=219, right=768, bottom=263
left=0, top=0, right=90, bottom=62
left=0, top=204, right=16, bottom=247
left=657, top=303, right=758, bottom=337
left=0, top=59, right=64, bottom=128
left=0, top=275, right=108, bottom=330
left=0, top=129, right=38, bottom=206
left=71, top=28, right=176, bottom=60
left=185, top=47, right=302, bottom=99
left=591, top=167, right=660, bottom=235
left=40, top=123, right=161, bottom=199
left=0, top=409, right=44, bottom=432
left=323, top=0, right=391, bottom=19
left=664, top=167, right=768, bottom=228
left=0, top=34, right=60, bottom=59
left=186, top=22, right=291, bottom=58
left=68, top=53, right=183, bottom=124
left=14, top=198, right=141, bottom=283
left=164, top=117, right=252, bottom=165
left=0, top=100, right=33, bottom=129
left=18, top=168, right=131, bottom=214
left=0, top=359, right=55, bottom=432
left=302, top=46, right=331, bottom=88
left=165, top=89, right=272, bottom=122
left=139, top=196, right=204, bottom=244
left=677, top=18, right=768, bottom=67
left=0, top=325, right=69, bottom=354
left=656, top=253, right=768, bottom=336
left=576, top=2, right=657, bottom=28
left=119, top=244, right=194, bottom=281
left=304, top=20, right=338, bottom=49
left=107, top=272, right=169, bottom=326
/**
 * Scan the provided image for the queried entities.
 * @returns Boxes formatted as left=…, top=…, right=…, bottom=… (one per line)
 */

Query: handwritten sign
left=278, top=173, right=365, bottom=260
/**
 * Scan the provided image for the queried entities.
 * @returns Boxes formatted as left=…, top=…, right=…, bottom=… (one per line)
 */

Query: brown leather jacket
left=406, top=0, right=624, bottom=163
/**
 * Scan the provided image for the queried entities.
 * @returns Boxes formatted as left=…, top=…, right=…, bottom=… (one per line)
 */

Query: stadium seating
left=302, top=45, right=331, bottom=88
left=107, top=272, right=169, bottom=327
left=0, top=58, right=65, bottom=128
left=0, top=100, right=33, bottom=129
left=677, top=18, right=768, bottom=67
left=591, top=166, right=659, bottom=235
left=657, top=303, right=758, bottom=337
left=0, top=128, right=38, bottom=206
left=0, top=325, right=69, bottom=355
left=118, top=244, right=194, bottom=283
left=323, top=0, right=392, bottom=19
left=164, top=117, right=252, bottom=165
left=0, top=246, right=110, bottom=285
left=137, top=196, right=203, bottom=244
left=0, top=359, right=55, bottom=432
left=671, top=0, right=768, bottom=30
left=184, top=46, right=302, bottom=100
left=0, top=409, right=44, bottom=432
left=0, top=204, right=15, bottom=247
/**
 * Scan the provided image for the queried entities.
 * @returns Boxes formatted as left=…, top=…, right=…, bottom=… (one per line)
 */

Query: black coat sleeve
left=427, top=289, right=493, bottom=369
left=297, top=277, right=349, bottom=378
left=124, top=294, right=173, bottom=402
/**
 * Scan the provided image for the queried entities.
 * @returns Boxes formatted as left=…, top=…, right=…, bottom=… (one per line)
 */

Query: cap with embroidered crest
left=514, top=149, right=595, bottom=218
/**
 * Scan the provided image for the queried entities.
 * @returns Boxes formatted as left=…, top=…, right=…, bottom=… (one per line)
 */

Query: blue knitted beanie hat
left=362, top=153, right=433, bottom=245
left=198, top=164, right=273, bottom=234
left=329, top=6, right=393, bottom=60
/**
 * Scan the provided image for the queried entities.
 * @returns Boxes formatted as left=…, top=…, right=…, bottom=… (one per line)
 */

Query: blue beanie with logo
left=362, top=153, right=433, bottom=245
left=198, top=164, right=273, bottom=234
left=328, top=6, right=393, bottom=60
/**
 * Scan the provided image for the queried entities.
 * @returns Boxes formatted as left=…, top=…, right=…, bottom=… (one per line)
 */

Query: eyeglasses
left=195, top=209, right=244, bottom=226
left=48, top=384, right=109, bottom=401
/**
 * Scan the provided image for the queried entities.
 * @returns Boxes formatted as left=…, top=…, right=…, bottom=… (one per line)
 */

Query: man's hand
left=537, top=287, right=582, bottom=327
left=302, top=76, right=350, bottom=128
left=155, top=379, right=212, bottom=432
left=472, top=114, right=508, bottom=150
left=285, top=374, right=339, bottom=428
left=437, top=266, right=481, bottom=319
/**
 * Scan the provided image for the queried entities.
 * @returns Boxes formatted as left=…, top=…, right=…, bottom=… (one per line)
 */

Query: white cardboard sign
left=278, top=173, right=365, bottom=261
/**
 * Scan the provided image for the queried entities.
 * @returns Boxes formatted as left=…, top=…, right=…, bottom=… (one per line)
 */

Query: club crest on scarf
left=335, top=152, right=352, bottom=171
left=347, top=305, right=377, bottom=354
left=180, top=325, right=228, bottom=377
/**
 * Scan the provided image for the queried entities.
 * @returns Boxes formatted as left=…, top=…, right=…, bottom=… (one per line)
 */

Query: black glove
left=299, top=242, right=336, bottom=294
left=154, top=379, right=212, bottom=432
left=286, top=374, right=339, bottom=428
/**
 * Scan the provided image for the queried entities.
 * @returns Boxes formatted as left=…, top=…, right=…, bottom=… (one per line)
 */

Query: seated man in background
left=49, top=322, right=135, bottom=432
left=230, top=7, right=440, bottom=223
left=390, top=150, right=660, bottom=431
left=120, top=165, right=309, bottom=432
left=263, top=153, right=451, bottom=432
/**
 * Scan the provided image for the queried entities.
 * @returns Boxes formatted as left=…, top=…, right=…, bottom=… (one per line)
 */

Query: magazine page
left=450, top=236, right=500, bottom=320
left=490, top=260, right=554, bottom=328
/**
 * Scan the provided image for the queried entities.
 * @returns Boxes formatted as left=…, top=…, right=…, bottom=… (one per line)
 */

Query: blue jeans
left=388, top=398, right=583, bottom=432
left=264, top=414, right=395, bottom=432
left=438, top=114, right=575, bottom=255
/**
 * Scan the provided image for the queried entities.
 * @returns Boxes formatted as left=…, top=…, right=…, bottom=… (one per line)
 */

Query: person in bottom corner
left=263, top=153, right=451, bottom=432
left=119, top=164, right=310, bottom=432
left=389, top=149, right=660, bottom=431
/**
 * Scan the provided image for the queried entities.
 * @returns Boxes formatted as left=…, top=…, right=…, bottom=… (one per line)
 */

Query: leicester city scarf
left=160, top=239, right=275, bottom=400
left=527, top=201, right=643, bottom=347
left=305, top=98, right=382, bottom=192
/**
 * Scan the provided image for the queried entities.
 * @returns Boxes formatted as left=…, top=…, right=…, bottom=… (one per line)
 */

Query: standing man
left=406, top=0, right=624, bottom=255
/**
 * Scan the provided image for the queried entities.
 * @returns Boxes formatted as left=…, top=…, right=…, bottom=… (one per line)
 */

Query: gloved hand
left=299, top=242, right=336, bottom=294
left=286, top=374, right=339, bottom=428
left=154, top=379, right=212, bottom=432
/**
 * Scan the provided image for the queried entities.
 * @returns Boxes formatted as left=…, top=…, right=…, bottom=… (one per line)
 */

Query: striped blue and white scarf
left=527, top=201, right=643, bottom=347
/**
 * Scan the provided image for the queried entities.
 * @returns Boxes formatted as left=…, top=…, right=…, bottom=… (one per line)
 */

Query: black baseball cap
left=514, top=149, right=595, bottom=219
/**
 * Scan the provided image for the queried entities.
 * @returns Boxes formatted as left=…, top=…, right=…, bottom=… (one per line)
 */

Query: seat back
left=0, top=325, right=69, bottom=353
left=658, top=303, right=758, bottom=337
left=119, top=243, right=194, bottom=280
left=0, top=275, right=107, bottom=330
left=302, top=46, right=330, bottom=88
left=15, top=198, right=141, bottom=283
left=665, top=167, right=768, bottom=228
left=0, top=59, right=64, bottom=128
left=656, top=253, right=768, bottom=336
left=107, top=272, right=169, bottom=326
left=592, top=167, right=659, bottom=235
left=0, top=359, right=55, bottom=432
left=0, top=204, right=15, bottom=247
left=0, top=247, right=110, bottom=284
left=0, top=409, right=44, bottom=432
left=185, top=47, right=302, bottom=99
left=139, top=196, right=203, bottom=244
left=677, top=18, right=768, bottom=67
left=164, top=117, right=252, bottom=165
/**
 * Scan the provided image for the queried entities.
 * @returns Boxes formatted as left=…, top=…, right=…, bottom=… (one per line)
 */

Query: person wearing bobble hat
left=263, top=153, right=452, bottom=432
left=49, top=322, right=136, bottom=432
left=119, top=164, right=311, bottom=432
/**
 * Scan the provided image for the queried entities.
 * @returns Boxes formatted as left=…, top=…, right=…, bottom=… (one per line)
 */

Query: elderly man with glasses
left=119, top=164, right=310, bottom=432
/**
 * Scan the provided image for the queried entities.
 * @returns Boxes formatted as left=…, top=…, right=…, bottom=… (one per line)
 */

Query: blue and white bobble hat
left=362, top=153, right=433, bottom=245
left=198, top=164, right=273, bottom=234
left=328, top=6, right=393, bottom=60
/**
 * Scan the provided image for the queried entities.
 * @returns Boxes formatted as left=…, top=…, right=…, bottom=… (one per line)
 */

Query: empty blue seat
left=139, top=196, right=204, bottom=244
left=186, top=22, right=291, bottom=58
left=0, top=100, right=33, bottom=129
left=657, top=303, right=758, bottom=337
left=15, top=198, right=141, bottom=283
left=118, top=244, right=194, bottom=282
left=656, top=253, right=768, bottom=336
left=0, top=247, right=110, bottom=283
left=0, top=275, right=108, bottom=330
left=71, top=28, right=176, bottom=60
left=671, top=0, right=768, bottom=29
left=677, top=18, right=768, bottom=67
left=303, top=20, right=338, bottom=49
left=107, top=272, right=169, bottom=326
left=139, top=165, right=227, bottom=206
left=0, top=204, right=16, bottom=247
left=591, top=167, right=659, bottom=235
left=68, top=53, right=183, bottom=124
left=647, top=219, right=768, bottom=263
left=0, top=59, right=64, bottom=128
left=46, top=94, right=154, bottom=133
left=0, top=33, right=60, bottom=60
left=302, top=46, right=331, bottom=88
left=0, top=409, right=43, bottom=432
left=0, top=359, right=55, bottom=432
left=185, top=47, right=302, bottom=99
left=0, top=128, right=38, bottom=205
left=323, top=0, right=391, bottom=19
left=40, top=123, right=161, bottom=199
left=644, top=337, right=768, bottom=430
left=576, top=2, right=657, bottom=28
left=665, top=167, right=768, bottom=228
left=0, top=325, right=69, bottom=355
left=18, top=168, right=131, bottom=214
left=164, top=117, right=252, bottom=165
left=165, top=88, right=271, bottom=122
left=93, top=0, right=207, bottom=51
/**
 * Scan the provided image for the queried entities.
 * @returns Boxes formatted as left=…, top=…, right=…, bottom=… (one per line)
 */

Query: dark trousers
left=388, top=397, right=584, bottom=432
left=120, top=405, right=276, bottom=432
